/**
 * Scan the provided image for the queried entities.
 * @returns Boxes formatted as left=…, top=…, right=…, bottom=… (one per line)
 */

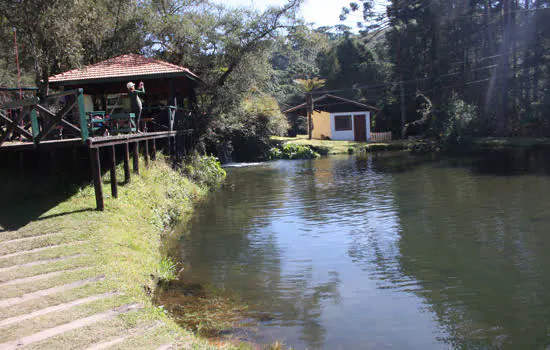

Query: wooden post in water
left=109, top=145, right=118, bottom=198
left=133, top=142, right=139, bottom=175
left=90, top=147, right=104, bottom=211
left=123, top=143, right=131, bottom=183
left=151, top=139, right=156, bottom=161
left=144, top=140, right=149, bottom=168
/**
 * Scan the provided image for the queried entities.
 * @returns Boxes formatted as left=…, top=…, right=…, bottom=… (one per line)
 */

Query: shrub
left=441, top=92, right=478, bottom=146
left=182, top=154, right=226, bottom=189
left=157, top=257, right=179, bottom=284
left=269, top=143, right=320, bottom=160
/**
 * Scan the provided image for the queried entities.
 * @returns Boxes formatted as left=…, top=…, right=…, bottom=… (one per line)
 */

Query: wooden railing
left=370, top=131, right=392, bottom=142
left=0, top=89, right=88, bottom=147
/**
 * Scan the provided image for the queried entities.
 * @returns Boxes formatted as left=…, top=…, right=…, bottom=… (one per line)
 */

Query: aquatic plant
left=157, top=257, right=179, bottom=284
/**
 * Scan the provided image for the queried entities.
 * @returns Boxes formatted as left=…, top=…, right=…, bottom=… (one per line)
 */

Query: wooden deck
left=0, top=130, right=191, bottom=211
left=0, top=131, right=188, bottom=152
left=1, top=90, right=196, bottom=211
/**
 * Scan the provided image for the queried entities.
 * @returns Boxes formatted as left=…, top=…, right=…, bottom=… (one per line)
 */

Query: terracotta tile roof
left=49, top=54, right=200, bottom=83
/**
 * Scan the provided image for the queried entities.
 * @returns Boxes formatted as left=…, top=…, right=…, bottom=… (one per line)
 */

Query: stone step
left=0, top=253, right=84, bottom=273
left=0, top=291, right=119, bottom=328
left=84, top=322, right=162, bottom=350
left=0, top=266, right=89, bottom=287
left=0, top=303, right=143, bottom=349
left=0, top=241, right=87, bottom=259
left=0, top=275, right=105, bottom=308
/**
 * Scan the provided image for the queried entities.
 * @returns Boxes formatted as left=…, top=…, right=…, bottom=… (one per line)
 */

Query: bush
left=269, top=143, right=320, bottom=160
left=182, top=154, right=226, bottom=189
left=441, top=92, right=478, bottom=146
left=157, top=257, right=179, bottom=284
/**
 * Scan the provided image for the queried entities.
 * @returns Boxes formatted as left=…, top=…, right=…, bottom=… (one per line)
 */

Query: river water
left=176, top=150, right=550, bottom=349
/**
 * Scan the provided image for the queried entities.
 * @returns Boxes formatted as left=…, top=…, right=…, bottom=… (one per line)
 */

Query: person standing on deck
left=126, top=81, right=145, bottom=132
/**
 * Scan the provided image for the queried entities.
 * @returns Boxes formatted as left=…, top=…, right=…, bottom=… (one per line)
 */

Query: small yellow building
left=283, top=94, right=379, bottom=141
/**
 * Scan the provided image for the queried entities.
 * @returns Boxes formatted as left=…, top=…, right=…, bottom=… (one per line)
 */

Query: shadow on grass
left=0, top=173, right=88, bottom=231
left=36, top=208, right=96, bottom=222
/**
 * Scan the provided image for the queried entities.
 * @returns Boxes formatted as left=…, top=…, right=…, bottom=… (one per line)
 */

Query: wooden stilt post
left=72, top=148, right=78, bottom=173
left=133, top=142, right=139, bottom=175
left=109, top=145, right=118, bottom=198
left=50, top=150, right=58, bottom=183
left=144, top=140, right=149, bottom=168
left=90, top=147, right=104, bottom=211
left=151, top=139, right=156, bottom=161
left=19, top=151, right=25, bottom=176
left=123, top=142, right=131, bottom=183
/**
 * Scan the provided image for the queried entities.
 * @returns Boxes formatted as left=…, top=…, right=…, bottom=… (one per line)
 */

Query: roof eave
left=49, top=71, right=201, bottom=87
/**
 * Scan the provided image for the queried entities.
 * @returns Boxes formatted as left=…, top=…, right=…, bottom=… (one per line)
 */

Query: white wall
left=330, top=111, right=371, bottom=141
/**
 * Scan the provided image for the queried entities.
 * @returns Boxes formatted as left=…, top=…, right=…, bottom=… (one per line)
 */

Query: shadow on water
left=350, top=151, right=550, bottom=349
left=365, top=147, right=550, bottom=177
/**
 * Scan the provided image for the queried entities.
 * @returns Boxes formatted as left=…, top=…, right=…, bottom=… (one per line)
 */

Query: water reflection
left=175, top=150, right=550, bottom=349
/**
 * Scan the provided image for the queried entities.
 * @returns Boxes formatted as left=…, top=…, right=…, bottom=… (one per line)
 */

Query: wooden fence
left=0, top=89, right=88, bottom=147
left=370, top=131, right=392, bottom=142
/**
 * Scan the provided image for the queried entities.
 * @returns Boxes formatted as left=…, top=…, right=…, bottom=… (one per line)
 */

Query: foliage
left=0, top=0, right=145, bottom=92
left=341, top=0, right=550, bottom=137
left=157, top=257, right=179, bottom=284
left=441, top=93, right=478, bottom=146
left=293, top=78, right=326, bottom=92
left=269, top=143, right=319, bottom=160
left=182, top=154, right=226, bottom=189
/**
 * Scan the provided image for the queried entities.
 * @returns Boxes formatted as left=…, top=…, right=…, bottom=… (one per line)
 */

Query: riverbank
left=0, top=156, right=232, bottom=349
left=271, top=136, right=550, bottom=156
left=271, top=135, right=410, bottom=155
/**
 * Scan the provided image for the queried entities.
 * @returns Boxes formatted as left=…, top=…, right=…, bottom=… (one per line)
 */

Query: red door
left=354, top=114, right=367, bottom=141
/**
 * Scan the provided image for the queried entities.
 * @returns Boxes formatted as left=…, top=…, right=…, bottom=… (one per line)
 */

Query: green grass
left=271, top=134, right=410, bottom=155
left=471, top=137, right=550, bottom=148
left=0, top=155, right=240, bottom=349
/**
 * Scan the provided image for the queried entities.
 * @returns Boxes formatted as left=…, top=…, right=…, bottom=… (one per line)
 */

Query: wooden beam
left=36, top=100, right=77, bottom=141
left=76, top=91, right=89, bottom=142
left=19, top=152, right=25, bottom=176
left=60, top=119, right=81, bottom=134
left=132, top=142, right=139, bottom=175
left=123, top=143, right=131, bottom=183
left=144, top=140, right=149, bottom=168
left=0, top=107, right=29, bottom=146
left=151, top=139, right=156, bottom=161
left=109, top=145, right=118, bottom=199
left=0, top=113, right=33, bottom=140
left=2, top=97, right=39, bottom=109
left=42, top=89, right=82, bottom=100
left=90, top=147, right=104, bottom=211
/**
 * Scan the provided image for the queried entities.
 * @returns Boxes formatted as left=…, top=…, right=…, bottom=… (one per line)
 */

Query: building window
left=334, top=115, right=352, bottom=131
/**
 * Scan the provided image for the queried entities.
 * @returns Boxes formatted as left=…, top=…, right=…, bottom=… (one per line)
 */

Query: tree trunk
left=306, top=92, right=313, bottom=140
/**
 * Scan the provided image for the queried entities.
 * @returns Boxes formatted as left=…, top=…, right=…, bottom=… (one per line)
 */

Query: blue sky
left=217, top=0, right=371, bottom=28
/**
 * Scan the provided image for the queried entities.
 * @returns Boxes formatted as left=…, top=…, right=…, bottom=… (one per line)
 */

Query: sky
left=217, top=0, right=371, bottom=29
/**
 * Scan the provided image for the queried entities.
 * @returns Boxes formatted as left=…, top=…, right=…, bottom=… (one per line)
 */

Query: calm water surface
left=178, top=151, right=550, bottom=349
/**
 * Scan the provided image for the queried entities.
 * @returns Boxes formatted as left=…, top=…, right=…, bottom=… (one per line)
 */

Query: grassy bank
left=271, top=135, right=410, bottom=155
left=271, top=136, right=550, bottom=156
left=0, top=155, right=237, bottom=349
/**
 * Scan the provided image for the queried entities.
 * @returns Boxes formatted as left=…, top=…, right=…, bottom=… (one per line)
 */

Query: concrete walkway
left=0, top=227, right=182, bottom=350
